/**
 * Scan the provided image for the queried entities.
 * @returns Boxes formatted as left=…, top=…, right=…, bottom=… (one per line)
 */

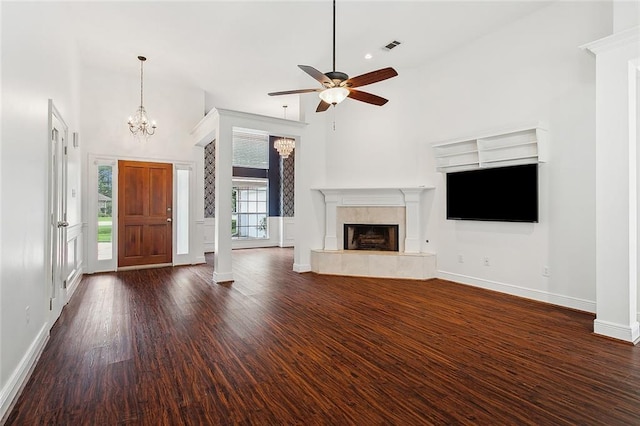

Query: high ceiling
left=31, top=1, right=552, bottom=119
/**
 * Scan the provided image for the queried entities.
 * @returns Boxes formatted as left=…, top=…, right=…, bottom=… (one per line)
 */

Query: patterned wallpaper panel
left=204, top=141, right=215, bottom=218
left=280, top=154, right=295, bottom=217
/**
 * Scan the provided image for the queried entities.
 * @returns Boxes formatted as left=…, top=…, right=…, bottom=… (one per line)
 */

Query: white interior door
left=48, top=100, right=68, bottom=322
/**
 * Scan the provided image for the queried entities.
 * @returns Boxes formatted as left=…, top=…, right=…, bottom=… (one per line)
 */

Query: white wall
left=421, top=1, right=612, bottom=310
left=80, top=64, right=203, bottom=162
left=293, top=95, right=329, bottom=271
left=613, top=0, right=639, bottom=32
left=323, top=68, right=423, bottom=188
left=0, top=2, right=82, bottom=418
left=316, top=1, right=613, bottom=312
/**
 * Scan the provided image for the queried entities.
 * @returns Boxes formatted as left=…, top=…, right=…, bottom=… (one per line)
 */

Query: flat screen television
left=446, top=164, right=538, bottom=223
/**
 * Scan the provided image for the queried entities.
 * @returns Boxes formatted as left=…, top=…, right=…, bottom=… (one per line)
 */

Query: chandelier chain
left=140, top=59, right=144, bottom=107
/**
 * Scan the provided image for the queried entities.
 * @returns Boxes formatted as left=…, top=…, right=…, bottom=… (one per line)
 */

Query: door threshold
left=117, top=263, right=173, bottom=271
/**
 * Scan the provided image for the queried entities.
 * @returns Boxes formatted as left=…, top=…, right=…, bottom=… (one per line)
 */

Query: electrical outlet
left=483, top=257, right=490, bottom=266
left=25, top=306, right=30, bottom=324
left=458, top=254, right=464, bottom=263
left=543, top=266, right=550, bottom=277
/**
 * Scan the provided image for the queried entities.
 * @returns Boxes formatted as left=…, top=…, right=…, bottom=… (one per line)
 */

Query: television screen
left=446, top=164, right=538, bottom=222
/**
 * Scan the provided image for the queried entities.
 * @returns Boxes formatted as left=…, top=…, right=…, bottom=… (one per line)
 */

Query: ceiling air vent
left=384, top=40, right=401, bottom=51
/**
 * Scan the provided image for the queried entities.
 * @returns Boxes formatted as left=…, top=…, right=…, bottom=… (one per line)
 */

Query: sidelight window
left=176, top=167, right=190, bottom=255
left=97, top=165, right=113, bottom=261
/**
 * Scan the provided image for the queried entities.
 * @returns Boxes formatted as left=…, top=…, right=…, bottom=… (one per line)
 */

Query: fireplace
left=344, top=224, right=399, bottom=252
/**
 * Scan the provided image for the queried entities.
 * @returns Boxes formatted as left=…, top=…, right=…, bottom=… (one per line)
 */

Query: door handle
left=167, top=218, right=172, bottom=223
left=57, top=220, right=69, bottom=228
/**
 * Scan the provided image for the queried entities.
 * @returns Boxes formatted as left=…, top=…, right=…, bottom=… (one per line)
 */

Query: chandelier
left=274, top=105, right=295, bottom=158
left=127, top=56, right=157, bottom=138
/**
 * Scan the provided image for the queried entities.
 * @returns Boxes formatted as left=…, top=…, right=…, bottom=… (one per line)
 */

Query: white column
left=213, top=118, right=234, bottom=283
left=584, top=27, right=640, bottom=343
left=401, top=189, right=423, bottom=253
left=321, top=190, right=340, bottom=250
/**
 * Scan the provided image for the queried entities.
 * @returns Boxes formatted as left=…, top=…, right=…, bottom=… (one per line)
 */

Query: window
left=232, top=129, right=269, bottom=169
left=176, top=167, right=190, bottom=255
left=232, top=178, right=268, bottom=239
left=97, top=165, right=113, bottom=260
left=232, top=128, right=270, bottom=239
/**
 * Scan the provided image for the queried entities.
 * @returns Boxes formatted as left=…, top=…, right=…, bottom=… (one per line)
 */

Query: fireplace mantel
left=314, top=186, right=434, bottom=253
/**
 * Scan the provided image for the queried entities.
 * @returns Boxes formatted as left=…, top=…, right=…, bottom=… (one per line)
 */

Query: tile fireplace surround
left=311, top=187, right=436, bottom=280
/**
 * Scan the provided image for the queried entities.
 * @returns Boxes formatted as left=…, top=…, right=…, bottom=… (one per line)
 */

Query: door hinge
left=64, top=146, right=67, bottom=155
left=49, top=298, right=53, bottom=310
left=63, top=279, right=67, bottom=289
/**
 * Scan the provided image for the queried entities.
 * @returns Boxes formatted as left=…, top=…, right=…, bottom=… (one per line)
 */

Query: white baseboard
left=213, top=271, right=234, bottom=283
left=437, top=270, right=596, bottom=313
left=0, top=324, right=50, bottom=422
left=194, top=255, right=206, bottom=264
left=65, top=265, right=83, bottom=302
left=594, top=319, right=640, bottom=344
left=293, top=263, right=311, bottom=273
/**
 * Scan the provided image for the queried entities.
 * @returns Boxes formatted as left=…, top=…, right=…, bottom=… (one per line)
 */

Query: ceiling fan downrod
left=332, top=0, right=336, bottom=73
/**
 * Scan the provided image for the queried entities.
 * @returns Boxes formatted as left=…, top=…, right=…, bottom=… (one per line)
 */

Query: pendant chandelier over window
left=127, top=56, right=157, bottom=138
left=274, top=105, right=295, bottom=158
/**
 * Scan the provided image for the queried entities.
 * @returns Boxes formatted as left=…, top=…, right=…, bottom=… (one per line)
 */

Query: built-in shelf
left=432, top=123, right=548, bottom=172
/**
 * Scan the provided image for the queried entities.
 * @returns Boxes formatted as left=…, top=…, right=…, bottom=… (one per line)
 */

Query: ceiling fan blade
left=343, top=67, right=398, bottom=88
left=268, top=88, right=322, bottom=96
left=299, top=65, right=334, bottom=87
left=316, top=100, right=331, bottom=112
left=347, top=89, right=389, bottom=106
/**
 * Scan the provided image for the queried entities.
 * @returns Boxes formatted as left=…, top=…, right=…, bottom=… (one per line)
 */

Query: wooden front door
left=118, top=160, right=173, bottom=268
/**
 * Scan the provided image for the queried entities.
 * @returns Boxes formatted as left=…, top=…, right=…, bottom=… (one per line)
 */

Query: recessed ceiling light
left=364, top=53, right=373, bottom=60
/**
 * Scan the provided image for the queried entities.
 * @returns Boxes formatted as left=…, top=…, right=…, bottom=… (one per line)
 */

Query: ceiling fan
left=268, top=0, right=398, bottom=113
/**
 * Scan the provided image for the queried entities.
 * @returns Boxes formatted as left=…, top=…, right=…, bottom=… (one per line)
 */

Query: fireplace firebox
left=344, top=224, right=399, bottom=252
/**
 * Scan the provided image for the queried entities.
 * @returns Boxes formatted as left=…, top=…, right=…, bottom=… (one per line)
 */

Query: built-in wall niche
left=432, top=123, right=548, bottom=173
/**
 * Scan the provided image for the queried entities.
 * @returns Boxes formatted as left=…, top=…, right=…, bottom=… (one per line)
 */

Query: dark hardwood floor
left=5, top=248, right=640, bottom=425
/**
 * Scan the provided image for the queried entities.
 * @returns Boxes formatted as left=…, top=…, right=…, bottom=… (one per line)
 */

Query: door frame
left=46, top=100, right=68, bottom=324
left=86, top=155, right=197, bottom=272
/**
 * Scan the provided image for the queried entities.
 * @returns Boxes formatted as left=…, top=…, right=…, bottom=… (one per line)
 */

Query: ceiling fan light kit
left=318, top=87, right=349, bottom=105
left=268, top=0, right=398, bottom=113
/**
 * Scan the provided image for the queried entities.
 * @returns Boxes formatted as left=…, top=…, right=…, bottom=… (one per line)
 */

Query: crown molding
left=581, top=26, right=640, bottom=55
